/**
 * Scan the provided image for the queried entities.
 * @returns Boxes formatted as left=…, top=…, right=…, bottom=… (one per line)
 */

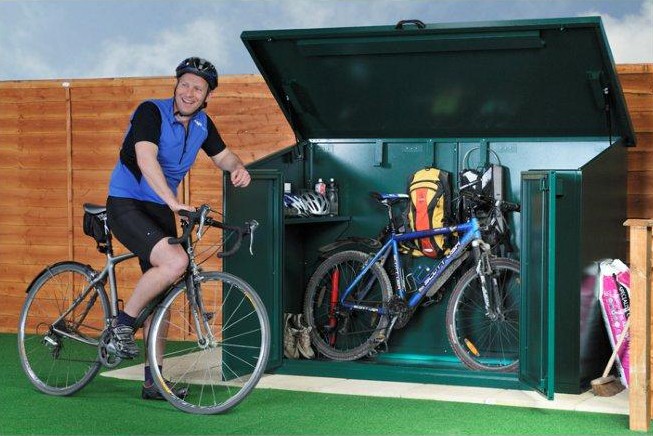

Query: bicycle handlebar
left=167, top=204, right=258, bottom=258
left=460, top=191, right=520, bottom=213
left=500, top=201, right=520, bottom=213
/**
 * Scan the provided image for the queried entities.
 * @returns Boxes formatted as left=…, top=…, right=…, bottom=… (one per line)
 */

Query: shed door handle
left=395, top=19, right=426, bottom=30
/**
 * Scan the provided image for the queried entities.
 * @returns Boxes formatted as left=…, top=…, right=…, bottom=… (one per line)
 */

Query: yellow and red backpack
left=405, top=167, right=453, bottom=258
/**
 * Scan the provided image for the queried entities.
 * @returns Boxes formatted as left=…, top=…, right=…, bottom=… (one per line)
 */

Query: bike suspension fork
left=473, top=240, right=499, bottom=318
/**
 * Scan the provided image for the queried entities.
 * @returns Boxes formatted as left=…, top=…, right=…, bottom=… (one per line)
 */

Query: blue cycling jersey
left=108, top=98, right=215, bottom=204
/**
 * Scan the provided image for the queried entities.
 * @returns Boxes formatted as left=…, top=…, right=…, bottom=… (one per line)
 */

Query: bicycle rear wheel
left=148, top=271, right=270, bottom=414
left=446, top=257, right=520, bottom=372
left=18, top=261, right=109, bottom=395
left=304, top=250, right=392, bottom=361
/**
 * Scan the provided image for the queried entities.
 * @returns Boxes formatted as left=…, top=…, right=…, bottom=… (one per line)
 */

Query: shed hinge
left=374, top=140, right=385, bottom=167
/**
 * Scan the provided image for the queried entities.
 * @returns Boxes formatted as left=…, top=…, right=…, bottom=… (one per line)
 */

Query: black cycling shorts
left=106, top=196, right=177, bottom=272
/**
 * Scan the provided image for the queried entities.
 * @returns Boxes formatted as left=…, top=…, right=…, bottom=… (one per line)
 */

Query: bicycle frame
left=47, top=251, right=136, bottom=345
left=338, top=218, right=482, bottom=315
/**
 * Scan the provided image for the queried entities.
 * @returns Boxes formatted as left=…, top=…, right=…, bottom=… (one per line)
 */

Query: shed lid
left=241, top=17, right=634, bottom=145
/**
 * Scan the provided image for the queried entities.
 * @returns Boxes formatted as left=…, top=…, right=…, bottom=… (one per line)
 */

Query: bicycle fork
left=186, top=275, right=217, bottom=349
left=474, top=241, right=504, bottom=321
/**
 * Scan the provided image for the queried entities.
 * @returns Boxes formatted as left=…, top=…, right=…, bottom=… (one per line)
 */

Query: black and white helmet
left=175, top=57, right=218, bottom=90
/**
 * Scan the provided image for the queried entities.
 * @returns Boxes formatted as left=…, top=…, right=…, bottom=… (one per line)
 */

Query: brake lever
left=248, top=220, right=259, bottom=255
left=196, top=205, right=212, bottom=241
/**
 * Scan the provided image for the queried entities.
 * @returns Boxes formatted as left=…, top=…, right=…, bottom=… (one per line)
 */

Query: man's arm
left=210, top=148, right=251, bottom=188
left=135, top=141, right=193, bottom=212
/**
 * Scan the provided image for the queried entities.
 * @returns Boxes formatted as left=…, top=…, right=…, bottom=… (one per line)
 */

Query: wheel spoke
left=304, top=251, right=391, bottom=361
left=148, top=271, right=269, bottom=414
left=18, top=263, right=108, bottom=396
left=447, top=258, right=520, bottom=372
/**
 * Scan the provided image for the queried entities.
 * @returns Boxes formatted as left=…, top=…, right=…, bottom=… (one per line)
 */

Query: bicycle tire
left=18, top=261, right=109, bottom=395
left=303, top=250, right=392, bottom=361
left=446, top=257, right=520, bottom=372
left=148, top=271, right=270, bottom=414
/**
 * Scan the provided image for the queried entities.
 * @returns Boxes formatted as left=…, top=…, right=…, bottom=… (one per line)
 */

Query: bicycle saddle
left=83, top=203, right=106, bottom=215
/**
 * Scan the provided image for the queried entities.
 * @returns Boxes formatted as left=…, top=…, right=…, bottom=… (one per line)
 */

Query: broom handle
left=602, top=317, right=630, bottom=378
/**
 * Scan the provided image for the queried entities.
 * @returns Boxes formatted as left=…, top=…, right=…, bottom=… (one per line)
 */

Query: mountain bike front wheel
left=148, top=271, right=270, bottom=415
left=304, top=250, right=392, bottom=361
left=18, top=261, right=109, bottom=396
left=446, top=257, right=520, bottom=373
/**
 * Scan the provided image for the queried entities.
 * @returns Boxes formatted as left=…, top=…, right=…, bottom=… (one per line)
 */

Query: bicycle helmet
left=175, top=57, right=218, bottom=90
left=284, top=194, right=310, bottom=217
left=301, top=192, right=330, bottom=216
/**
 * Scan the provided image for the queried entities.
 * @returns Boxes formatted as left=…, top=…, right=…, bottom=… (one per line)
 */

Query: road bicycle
left=303, top=192, right=520, bottom=372
left=17, top=204, right=270, bottom=414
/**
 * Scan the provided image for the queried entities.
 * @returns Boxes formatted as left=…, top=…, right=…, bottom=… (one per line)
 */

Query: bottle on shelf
left=326, top=178, right=339, bottom=216
left=314, top=178, right=326, bottom=195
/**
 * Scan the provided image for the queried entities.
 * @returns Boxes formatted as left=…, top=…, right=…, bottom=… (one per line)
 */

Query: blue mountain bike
left=303, top=192, right=520, bottom=372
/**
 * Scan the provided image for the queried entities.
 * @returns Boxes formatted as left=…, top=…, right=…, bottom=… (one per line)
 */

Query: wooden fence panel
left=0, top=82, right=69, bottom=333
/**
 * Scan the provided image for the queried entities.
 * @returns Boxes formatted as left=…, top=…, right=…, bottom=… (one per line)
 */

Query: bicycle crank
left=98, top=329, right=123, bottom=368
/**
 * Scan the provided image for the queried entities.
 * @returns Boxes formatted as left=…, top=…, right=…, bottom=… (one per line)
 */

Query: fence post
left=624, top=219, right=653, bottom=431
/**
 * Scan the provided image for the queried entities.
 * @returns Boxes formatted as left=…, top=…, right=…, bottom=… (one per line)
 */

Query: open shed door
left=520, top=171, right=557, bottom=398
left=224, top=169, right=284, bottom=370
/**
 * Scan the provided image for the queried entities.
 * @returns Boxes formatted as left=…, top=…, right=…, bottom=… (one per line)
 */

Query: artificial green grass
left=0, top=333, right=644, bottom=435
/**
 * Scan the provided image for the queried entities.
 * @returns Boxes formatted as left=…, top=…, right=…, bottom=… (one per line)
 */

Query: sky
left=1, top=0, right=651, bottom=82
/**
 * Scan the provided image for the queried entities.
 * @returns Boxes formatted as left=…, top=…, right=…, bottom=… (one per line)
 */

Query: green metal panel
left=520, top=167, right=619, bottom=395
left=550, top=171, right=583, bottom=394
left=241, top=17, right=634, bottom=144
left=223, top=170, right=284, bottom=370
left=520, top=171, right=555, bottom=399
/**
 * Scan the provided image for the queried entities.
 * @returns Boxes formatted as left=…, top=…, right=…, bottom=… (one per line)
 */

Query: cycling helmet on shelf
left=301, top=192, right=330, bottom=216
left=175, top=57, right=218, bottom=90
left=284, top=194, right=310, bottom=217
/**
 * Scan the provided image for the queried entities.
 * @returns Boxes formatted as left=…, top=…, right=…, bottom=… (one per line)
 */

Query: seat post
left=383, top=201, right=396, bottom=234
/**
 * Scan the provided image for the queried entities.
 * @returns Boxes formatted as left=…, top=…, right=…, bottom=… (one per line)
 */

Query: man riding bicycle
left=105, top=57, right=251, bottom=399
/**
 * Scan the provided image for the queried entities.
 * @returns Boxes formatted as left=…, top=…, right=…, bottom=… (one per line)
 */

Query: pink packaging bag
left=598, top=259, right=630, bottom=387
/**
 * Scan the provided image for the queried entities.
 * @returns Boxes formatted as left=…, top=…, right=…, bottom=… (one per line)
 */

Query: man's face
left=174, top=73, right=210, bottom=116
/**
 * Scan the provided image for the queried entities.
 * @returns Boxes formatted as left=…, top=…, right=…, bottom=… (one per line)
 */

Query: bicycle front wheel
left=18, top=261, right=109, bottom=395
left=446, top=257, right=520, bottom=373
left=304, top=250, right=392, bottom=361
left=148, top=271, right=270, bottom=414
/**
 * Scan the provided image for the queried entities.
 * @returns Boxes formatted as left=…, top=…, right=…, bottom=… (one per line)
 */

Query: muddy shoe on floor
left=283, top=313, right=300, bottom=359
left=293, top=314, right=315, bottom=359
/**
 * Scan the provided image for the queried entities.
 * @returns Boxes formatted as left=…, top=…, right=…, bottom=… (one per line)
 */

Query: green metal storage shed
left=223, top=17, right=635, bottom=398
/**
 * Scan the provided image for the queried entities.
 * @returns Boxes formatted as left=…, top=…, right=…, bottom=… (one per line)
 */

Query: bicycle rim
left=446, top=258, right=520, bottom=372
left=148, top=271, right=270, bottom=414
left=18, top=262, right=109, bottom=395
left=304, top=250, right=391, bottom=361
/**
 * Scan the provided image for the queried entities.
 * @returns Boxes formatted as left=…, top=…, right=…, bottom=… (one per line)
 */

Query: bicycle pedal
left=421, top=298, right=436, bottom=308
left=421, top=293, right=443, bottom=307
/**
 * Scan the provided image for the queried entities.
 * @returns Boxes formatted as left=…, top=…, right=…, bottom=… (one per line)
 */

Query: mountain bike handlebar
left=460, top=191, right=520, bottom=213
left=168, top=204, right=259, bottom=258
